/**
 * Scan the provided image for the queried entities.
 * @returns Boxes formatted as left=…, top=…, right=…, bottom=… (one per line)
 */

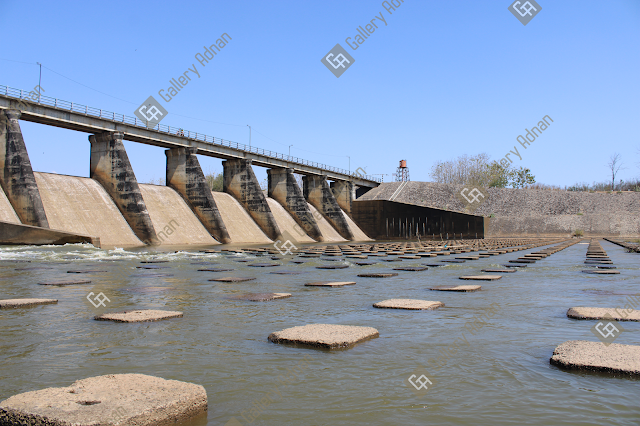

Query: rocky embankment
left=358, top=182, right=640, bottom=237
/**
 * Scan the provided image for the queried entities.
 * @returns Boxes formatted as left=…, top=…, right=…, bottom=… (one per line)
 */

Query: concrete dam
left=0, top=171, right=369, bottom=247
left=0, top=90, right=373, bottom=248
left=0, top=86, right=491, bottom=247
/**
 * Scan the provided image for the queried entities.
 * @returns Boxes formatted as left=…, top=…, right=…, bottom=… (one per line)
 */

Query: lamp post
left=247, top=125, right=251, bottom=148
left=288, top=145, right=293, bottom=157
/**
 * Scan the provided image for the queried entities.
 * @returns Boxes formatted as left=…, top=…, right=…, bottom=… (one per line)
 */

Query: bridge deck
left=0, top=86, right=380, bottom=187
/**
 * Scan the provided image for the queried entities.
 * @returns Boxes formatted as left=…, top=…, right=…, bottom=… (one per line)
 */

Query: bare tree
left=429, top=153, right=516, bottom=187
left=607, top=153, right=624, bottom=190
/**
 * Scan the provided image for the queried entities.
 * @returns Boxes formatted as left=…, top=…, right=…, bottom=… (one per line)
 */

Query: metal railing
left=1, top=84, right=382, bottom=183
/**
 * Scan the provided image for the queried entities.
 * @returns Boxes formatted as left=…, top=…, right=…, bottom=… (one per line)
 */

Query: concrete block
left=268, top=324, right=379, bottom=349
left=567, top=307, right=640, bottom=321
left=430, top=285, right=481, bottom=292
left=94, top=310, right=183, bottom=323
left=373, top=299, right=444, bottom=310
left=228, top=293, right=291, bottom=301
left=304, top=281, right=356, bottom=287
left=209, top=277, right=256, bottom=282
left=0, top=298, right=58, bottom=309
left=357, top=273, right=398, bottom=278
left=550, top=340, right=640, bottom=376
left=0, top=374, right=207, bottom=425
left=459, top=275, right=502, bottom=281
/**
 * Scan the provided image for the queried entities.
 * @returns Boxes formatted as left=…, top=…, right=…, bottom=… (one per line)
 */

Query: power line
left=1, top=58, right=350, bottom=160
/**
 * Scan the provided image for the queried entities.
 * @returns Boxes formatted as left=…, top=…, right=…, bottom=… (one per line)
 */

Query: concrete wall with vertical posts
left=303, top=175, right=354, bottom=240
left=166, top=147, right=231, bottom=243
left=0, top=109, right=49, bottom=227
left=223, top=158, right=281, bottom=241
left=268, top=168, right=323, bottom=241
left=330, top=180, right=354, bottom=216
left=89, top=131, right=158, bottom=245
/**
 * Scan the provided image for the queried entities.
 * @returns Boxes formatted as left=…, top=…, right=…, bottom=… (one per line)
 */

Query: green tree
left=487, top=162, right=509, bottom=188
left=508, top=167, right=536, bottom=188
left=205, top=171, right=224, bottom=191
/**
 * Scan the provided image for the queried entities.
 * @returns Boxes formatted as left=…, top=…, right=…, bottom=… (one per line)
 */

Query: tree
left=429, top=153, right=494, bottom=186
left=205, top=171, right=223, bottom=191
left=487, top=162, right=509, bottom=188
left=508, top=167, right=536, bottom=188
left=607, top=153, right=624, bottom=190
left=429, top=153, right=535, bottom=188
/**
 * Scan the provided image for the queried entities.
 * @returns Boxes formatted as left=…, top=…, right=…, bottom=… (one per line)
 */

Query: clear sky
left=0, top=0, right=638, bottom=187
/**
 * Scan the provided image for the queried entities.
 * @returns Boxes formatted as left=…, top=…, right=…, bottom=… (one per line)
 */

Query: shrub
left=573, top=229, right=584, bottom=237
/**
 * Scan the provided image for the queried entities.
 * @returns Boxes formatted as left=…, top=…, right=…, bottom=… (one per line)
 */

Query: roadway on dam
left=0, top=86, right=380, bottom=188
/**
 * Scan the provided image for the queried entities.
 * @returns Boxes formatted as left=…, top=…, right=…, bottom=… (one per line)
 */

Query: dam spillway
left=210, top=192, right=271, bottom=244
left=0, top=107, right=374, bottom=248
left=0, top=173, right=369, bottom=248
left=138, top=184, right=219, bottom=246
left=34, top=172, right=142, bottom=247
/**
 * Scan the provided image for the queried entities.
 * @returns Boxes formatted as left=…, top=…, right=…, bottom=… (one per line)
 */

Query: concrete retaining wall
left=359, top=181, right=640, bottom=237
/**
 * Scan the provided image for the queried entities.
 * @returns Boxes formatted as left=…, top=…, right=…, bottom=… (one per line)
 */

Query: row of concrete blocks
left=0, top=109, right=355, bottom=244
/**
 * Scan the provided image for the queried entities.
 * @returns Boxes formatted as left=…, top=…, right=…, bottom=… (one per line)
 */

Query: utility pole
left=36, top=62, right=42, bottom=103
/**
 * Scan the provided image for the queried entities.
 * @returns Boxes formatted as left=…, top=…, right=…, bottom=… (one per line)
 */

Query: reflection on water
left=0, top=241, right=639, bottom=425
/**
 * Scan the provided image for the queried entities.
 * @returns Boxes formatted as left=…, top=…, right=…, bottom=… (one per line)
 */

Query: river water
left=0, top=240, right=638, bottom=425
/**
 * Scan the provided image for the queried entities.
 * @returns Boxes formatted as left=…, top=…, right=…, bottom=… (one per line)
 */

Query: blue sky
left=0, top=0, right=638, bottom=187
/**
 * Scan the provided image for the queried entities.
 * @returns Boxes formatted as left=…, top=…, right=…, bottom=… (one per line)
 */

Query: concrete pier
left=223, top=158, right=281, bottom=241
left=89, top=131, right=158, bottom=244
left=166, top=147, right=230, bottom=243
left=331, top=180, right=354, bottom=216
left=268, top=168, right=322, bottom=241
left=0, top=110, right=49, bottom=227
left=303, top=175, right=354, bottom=240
